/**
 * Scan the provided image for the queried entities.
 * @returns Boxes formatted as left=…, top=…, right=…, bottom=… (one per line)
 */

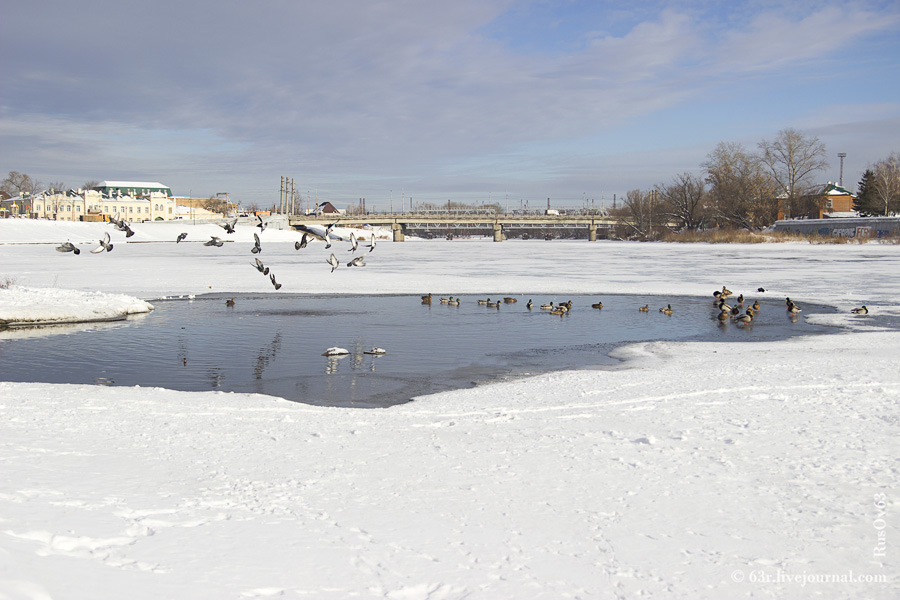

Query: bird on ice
left=327, top=253, right=340, bottom=273
left=56, top=241, right=80, bottom=255
left=204, top=236, right=224, bottom=247
left=851, top=305, right=868, bottom=314
left=91, top=232, right=114, bottom=253
left=176, top=232, right=188, bottom=243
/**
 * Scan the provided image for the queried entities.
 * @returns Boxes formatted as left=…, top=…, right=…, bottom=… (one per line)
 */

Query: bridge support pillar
left=493, top=223, right=504, bottom=242
left=392, top=223, right=405, bottom=242
left=588, top=223, right=597, bottom=241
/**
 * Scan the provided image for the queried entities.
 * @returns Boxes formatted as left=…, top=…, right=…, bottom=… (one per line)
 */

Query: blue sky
left=2, top=0, right=898, bottom=210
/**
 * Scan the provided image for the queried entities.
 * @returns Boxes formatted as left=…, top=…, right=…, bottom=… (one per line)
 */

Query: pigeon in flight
left=253, top=258, right=269, bottom=275
left=327, top=253, right=339, bottom=273
left=294, top=233, right=309, bottom=250
left=221, top=218, right=237, bottom=234
left=347, top=256, right=366, bottom=267
left=368, top=235, right=376, bottom=253
left=111, top=214, right=135, bottom=237
left=270, top=272, right=282, bottom=290
left=251, top=232, right=262, bottom=254
left=176, top=232, right=188, bottom=243
left=91, top=232, right=114, bottom=253
left=256, top=214, right=267, bottom=232
left=348, top=232, right=358, bottom=252
left=204, top=236, right=224, bottom=247
left=56, top=241, right=80, bottom=255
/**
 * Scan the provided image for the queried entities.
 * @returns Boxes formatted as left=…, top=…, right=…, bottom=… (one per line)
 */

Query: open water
left=0, top=293, right=837, bottom=407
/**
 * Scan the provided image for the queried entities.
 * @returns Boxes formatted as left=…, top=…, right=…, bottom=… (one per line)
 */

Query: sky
left=2, top=0, right=899, bottom=210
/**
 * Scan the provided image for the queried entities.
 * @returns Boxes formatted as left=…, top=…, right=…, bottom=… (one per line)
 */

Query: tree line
left=615, top=128, right=900, bottom=239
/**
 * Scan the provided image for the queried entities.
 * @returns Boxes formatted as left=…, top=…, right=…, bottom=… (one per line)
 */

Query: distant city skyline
left=2, top=1, right=898, bottom=209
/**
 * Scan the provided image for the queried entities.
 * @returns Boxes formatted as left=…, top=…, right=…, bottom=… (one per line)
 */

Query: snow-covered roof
left=96, top=181, right=170, bottom=189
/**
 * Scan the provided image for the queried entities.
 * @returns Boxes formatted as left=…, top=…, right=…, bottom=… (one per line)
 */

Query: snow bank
left=0, top=286, right=153, bottom=327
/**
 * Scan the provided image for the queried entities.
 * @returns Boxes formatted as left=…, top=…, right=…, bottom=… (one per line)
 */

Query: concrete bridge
left=287, top=211, right=618, bottom=241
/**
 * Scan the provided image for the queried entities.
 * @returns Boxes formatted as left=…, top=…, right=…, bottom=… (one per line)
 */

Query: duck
left=550, top=307, right=567, bottom=316
left=225, top=298, right=235, bottom=307
left=526, top=299, right=534, bottom=309
left=659, top=304, right=673, bottom=315
left=540, top=302, right=554, bottom=310
left=735, top=310, right=753, bottom=324
left=851, top=305, right=868, bottom=314
left=562, top=301, right=574, bottom=311
left=477, top=298, right=490, bottom=305
left=503, top=297, right=517, bottom=304
left=752, top=300, right=761, bottom=311
left=486, top=300, right=500, bottom=309
left=591, top=301, right=604, bottom=309
left=717, top=309, right=731, bottom=322
left=447, top=297, right=460, bottom=306
left=787, top=301, right=801, bottom=314
left=758, top=287, right=766, bottom=293
left=322, top=347, right=349, bottom=356
left=440, top=297, right=451, bottom=304
left=639, top=304, right=649, bottom=312
left=716, top=300, right=733, bottom=312
left=721, top=286, right=733, bottom=297
left=421, top=293, right=432, bottom=305
left=736, top=294, right=744, bottom=305
left=730, top=305, right=741, bottom=316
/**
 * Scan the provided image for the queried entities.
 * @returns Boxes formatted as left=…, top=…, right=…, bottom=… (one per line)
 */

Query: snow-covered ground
left=0, top=219, right=897, bottom=599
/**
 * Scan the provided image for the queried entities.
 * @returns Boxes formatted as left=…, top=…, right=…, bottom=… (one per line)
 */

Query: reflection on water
left=0, top=293, right=839, bottom=408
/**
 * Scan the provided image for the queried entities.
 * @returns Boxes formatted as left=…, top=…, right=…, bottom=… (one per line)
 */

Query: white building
left=32, top=187, right=178, bottom=222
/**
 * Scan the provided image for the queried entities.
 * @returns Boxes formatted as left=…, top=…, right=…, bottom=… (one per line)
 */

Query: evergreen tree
left=854, top=169, right=878, bottom=215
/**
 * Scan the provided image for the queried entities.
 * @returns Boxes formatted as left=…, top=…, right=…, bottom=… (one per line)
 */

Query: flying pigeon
left=204, top=236, right=224, bottom=247
left=348, top=231, right=358, bottom=252
left=176, top=232, right=188, bottom=243
left=253, top=258, right=269, bottom=275
left=294, top=233, right=309, bottom=250
left=327, top=253, right=339, bottom=273
left=368, top=235, right=376, bottom=253
left=347, top=256, right=366, bottom=267
left=90, top=232, right=114, bottom=253
left=251, top=232, right=262, bottom=254
left=256, top=214, right=267, bottom=232
left=56, top=241, right=80, bottom=255
left=270, top=272, right=282, bottom=290
left=221, top=218, right=237, bottom=234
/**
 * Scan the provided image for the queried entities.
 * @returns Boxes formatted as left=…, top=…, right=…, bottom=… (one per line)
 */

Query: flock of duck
left=420, top=285, right=871, bottom=322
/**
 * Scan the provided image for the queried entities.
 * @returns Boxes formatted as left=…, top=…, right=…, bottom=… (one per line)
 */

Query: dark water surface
left=0, top=293, right=838, bottom=407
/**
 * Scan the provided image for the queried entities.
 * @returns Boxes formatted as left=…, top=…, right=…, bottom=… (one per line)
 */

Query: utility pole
left=290, top=178, right=295, bottom=215
left=838, top=152, right=847, bottom=187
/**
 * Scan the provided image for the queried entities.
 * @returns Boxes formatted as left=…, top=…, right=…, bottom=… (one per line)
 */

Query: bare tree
left=870, top=152, right=900, bottom=216
left=758, top=128, right=828, bottom=218
left=1, top=171, right=41, bottom=197
left=618, top=189, right=657, bottom=239
left=704, top=142, right=778, bottom=229
left=82, top=180, right=99, bottom=191
left=201, top=195, right=229, bottom=215
left=655, top=172, right=707, bottom=230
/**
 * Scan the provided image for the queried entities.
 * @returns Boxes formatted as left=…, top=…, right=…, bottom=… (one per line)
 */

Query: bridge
left=287, top=211, right=618, bottom=241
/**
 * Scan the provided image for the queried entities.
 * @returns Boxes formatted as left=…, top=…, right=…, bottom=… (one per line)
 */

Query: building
left=31, top=188, right=178, bottom=221
left=778, top=183, right=857, bottom=220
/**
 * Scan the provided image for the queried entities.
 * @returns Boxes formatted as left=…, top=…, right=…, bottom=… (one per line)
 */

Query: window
left=76, top=205, right=81, bottom=212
